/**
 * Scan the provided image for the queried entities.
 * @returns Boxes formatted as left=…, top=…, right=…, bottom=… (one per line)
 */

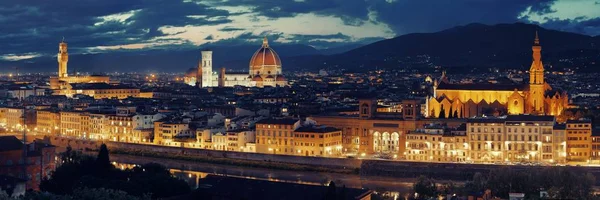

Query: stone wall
left=47, top=136, right=362, bottom=169
left=360, top=160, right=600, bottom=184
left=105, top=141, right=362, bottom=169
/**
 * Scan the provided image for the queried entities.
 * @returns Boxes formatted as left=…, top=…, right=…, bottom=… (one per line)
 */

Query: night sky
left=1, top=0, right=599, bottom=61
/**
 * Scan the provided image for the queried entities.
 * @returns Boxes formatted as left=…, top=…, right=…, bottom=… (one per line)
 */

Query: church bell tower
left=528, top=31, right=545, bottom=113
left=201, top=50, right=213, bottom=87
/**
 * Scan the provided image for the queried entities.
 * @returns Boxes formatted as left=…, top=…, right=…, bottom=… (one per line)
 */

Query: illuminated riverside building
left=254, top=118, right=342, bottom=157
left=591, top=130, right=600, bottom=163
left=153, top=120, right=193, bottom=146
left=427, top=33, right=568, bottom=118
left=310, top=99, right=464, bottom=158
left=0, top=107, right=24, bottom=131
left=48, top=40, right=139, bottom=99
left=184, top=37, right=287, bottom=88
left=405, top=124, right=468, bottom=162
left=59, top=111, right=90, bottom=138
left=255, top=118, right=299, bottom=155
left=566, top=119, right=592, bottom=162
left=36, top=110, right=60, bottom=135
left=293, top=126, right=343, bottom=157
left=552, top=124, right=567, bottom=163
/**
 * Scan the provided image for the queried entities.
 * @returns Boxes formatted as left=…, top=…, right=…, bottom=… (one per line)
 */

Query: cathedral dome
left=250, top=37, right=281, bottom=71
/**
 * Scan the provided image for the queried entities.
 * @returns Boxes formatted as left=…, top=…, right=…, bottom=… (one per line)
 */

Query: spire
left=262, top=36, right=269, bottom=48
left=61, top=36, right=65, bottom=43
left=534, top=31, right=539, bottom=46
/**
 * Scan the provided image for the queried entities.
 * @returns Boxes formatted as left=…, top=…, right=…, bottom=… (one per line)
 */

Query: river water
left=110, top=154, right=417, bottom=198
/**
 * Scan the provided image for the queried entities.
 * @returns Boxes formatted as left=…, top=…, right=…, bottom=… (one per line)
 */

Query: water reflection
left=113, top=162, right=326, bottom=190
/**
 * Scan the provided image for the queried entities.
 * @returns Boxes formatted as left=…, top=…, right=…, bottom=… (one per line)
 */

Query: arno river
left=109, top=154, right=419, bottom=198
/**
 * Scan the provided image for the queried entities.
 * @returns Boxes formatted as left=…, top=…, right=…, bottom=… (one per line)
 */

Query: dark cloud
left=0, top=0, right=598, bottom=60
left=0, top=0, right=231, bottom=56
left=219, top=27, right=246, bottom=32
left=534, top=17, right=600, bottom=36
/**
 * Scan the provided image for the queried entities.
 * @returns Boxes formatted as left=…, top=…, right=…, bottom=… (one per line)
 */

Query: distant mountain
left=4, top=23, right=600, bottom=74
left=306, top=23, right=600, bottom=72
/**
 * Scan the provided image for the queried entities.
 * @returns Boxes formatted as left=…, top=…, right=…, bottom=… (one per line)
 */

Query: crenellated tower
left=528, top=31, right=545, bottom=113
left=57, top=38, right=69, bottom=78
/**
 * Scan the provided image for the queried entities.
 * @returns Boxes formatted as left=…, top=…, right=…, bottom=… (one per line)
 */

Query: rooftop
left=437, top=82, right=526, bottom=91
left=255, top=118, right=299, bottom=125
left=505, top=115, right=555, bottom=122
left=0, top=136, right=23, bottom=152
left=70, top=83, right=137, bottom=90
left=294, top=126, right=340, bottom=133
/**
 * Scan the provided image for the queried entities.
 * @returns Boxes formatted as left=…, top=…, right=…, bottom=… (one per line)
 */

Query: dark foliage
left=40, top=148, right=190, bottom=199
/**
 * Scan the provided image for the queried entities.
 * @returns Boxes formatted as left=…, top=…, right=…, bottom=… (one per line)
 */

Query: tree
left=338, top=185, right=346, bottom=200
left=42, top=148, right=190, bottom=199
left=96, top=144, right=111, bottom=171
left=448, top=106, right=454, bottom=118
left=464, top=172, right=487, bottom=196
left=413, top=176, right=437, bottom=199
left=453, top=110, right=459, bottom=118
left=324, top=181, right=337, bottom=200
left=71, top=188, right=150, bottom=200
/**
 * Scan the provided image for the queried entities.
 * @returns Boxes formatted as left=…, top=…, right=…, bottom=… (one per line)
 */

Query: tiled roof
left=255, top=118, right=299, bottom=125
left=0, top=136, right=23, bottom=152
left=294, top=126, right=340, bottom=133
left=437, top=82, right=525, bottom=91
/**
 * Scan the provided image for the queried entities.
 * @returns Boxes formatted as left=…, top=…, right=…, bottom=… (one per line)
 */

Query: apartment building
left=406, top=124, right=468, bottom=162
left=255, top=118, right=299, bottom=155
left=293, top=126, right=342, bottom=157
left=466, top=115, right=556, bottom=164
left=566, top=119, right=592, bottom=162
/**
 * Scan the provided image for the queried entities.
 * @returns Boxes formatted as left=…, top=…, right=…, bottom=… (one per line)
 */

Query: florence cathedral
left=184, top=37, right=287, bottom=88
left=427, top=32, right=569, bottom=118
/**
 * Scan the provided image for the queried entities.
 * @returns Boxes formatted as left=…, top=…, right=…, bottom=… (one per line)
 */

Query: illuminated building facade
left=153, top=121, right=192, bottom=146
left=464, top=115, right=573, bottom=164
left=311, top=99, right=464, bottom=157
left=293, top=126, right=343, bottom=157
left=36, top=110, right=60, bottom=135
left=566, top=119, right=592, bottom=162
left=59, top=111, right=90, bottom=138
left=254, top=118, right=342, bottom=157
left=427, top=33, right=568, bottom=118
left=255, top=118, right=299, bottom=155
left=406, top=125, right=468, bottom=162
left=184, top=37, right=287, bottom=88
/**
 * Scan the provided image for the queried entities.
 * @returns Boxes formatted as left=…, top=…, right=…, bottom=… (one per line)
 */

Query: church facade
left=184, top=37, right=287, bottom=88
left=427, top=33, right=568, bottom=118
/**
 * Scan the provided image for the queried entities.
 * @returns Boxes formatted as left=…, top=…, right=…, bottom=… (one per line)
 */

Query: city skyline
left=1, top=0, right=600, bottom=63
